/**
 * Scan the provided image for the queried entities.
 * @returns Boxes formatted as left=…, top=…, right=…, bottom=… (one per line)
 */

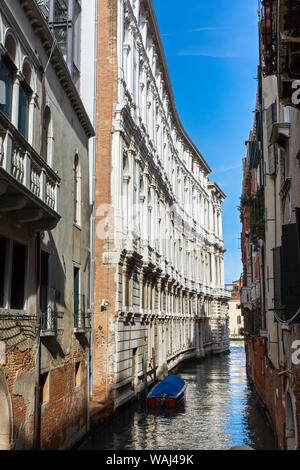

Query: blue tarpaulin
left=148, top=375, right=185, bottom=398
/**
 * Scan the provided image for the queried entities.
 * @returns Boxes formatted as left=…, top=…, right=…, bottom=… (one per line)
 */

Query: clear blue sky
left=152, top=0, right=259, bottom=285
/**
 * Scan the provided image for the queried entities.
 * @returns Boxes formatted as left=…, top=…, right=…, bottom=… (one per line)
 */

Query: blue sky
left=152, top=0, right=259, bottom=285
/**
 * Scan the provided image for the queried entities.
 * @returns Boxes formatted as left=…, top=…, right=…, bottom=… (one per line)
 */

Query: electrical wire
left=274, top=308, right=300, bottom=325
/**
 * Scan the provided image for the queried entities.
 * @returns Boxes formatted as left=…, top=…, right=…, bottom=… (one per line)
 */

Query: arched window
left=0, top=34, right=16, bottom=119
left=74, top=154, right=81, bottom=225
left=18, top=61, right=32, bottom=139
left=42, top=106, right=52, bottom=163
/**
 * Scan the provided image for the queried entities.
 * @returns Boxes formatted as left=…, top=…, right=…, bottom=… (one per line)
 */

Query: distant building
left=228, top=280, right=244, bottom=339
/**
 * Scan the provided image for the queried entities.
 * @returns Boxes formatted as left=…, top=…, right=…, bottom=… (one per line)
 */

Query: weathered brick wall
left=1, top=334, right=89, bottom=450
left=93, top=0, right=119, bottom=401
left=4, top=348, right=35, bottom=449
left=245, top=334, right=287, bottom=449
left=40, top=359, right=88, bottom=450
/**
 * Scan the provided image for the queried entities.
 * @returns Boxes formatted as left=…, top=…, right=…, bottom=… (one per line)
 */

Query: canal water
left=81, top=341, right=277, bottom=450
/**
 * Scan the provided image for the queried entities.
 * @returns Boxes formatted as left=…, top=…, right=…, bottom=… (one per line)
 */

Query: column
left=11, top=72, right=21, bottom=129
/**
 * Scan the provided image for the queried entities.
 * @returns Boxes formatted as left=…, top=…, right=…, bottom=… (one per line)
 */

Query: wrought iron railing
left=40, top=286, right=63, bottom=335
left=74, top=294, right=90, bottom=332
left=40, top=305, right=57, bottom=334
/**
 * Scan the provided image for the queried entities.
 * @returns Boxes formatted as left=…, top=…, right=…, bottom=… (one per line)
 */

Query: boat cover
left=148, top=375, right=185, bottom=398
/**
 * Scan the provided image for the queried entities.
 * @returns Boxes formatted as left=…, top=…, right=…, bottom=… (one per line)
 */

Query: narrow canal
left=80, top=341, right=277, bottom=450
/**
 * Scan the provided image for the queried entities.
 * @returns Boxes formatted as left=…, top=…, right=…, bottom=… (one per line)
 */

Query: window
left=10, top=242, right=26, bottom=310
left=74, top=266, right=80, bottom=326
left=40, top=252, right=49, bottom=326
left=0, top=32, right=17, bottom=121
left=74, top=154, right=81, bottom=225
left=42, top=106, right=52, bottom=163
left=18, top=82, right=30, bottom=138
left=0, top=56, right=13, bottom=119
left=125, top=274, right=133, bottom=308
left=40, top=372, right=50, bottom=404
left=75, top=361, right=81, bottom=387
left=18, top=63, right=32, bottom=139
left=0, top=238, right=6, bottom=308
left=142, top=281, right=147, bottom=310
left=237, top=315, right=241, bottom=325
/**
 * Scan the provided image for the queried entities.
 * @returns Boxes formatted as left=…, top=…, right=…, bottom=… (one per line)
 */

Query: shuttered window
left=281, top=224, right=300, bottom=322
left=0, top=56, right=13, bottom=119
left=18, top=81, right=30, bottom=139
left=273, top=246, right=282, bottom=315
left=266, top=101, right=278, bottom=175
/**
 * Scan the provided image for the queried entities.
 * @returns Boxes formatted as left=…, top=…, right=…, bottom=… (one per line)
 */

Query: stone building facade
left=241, top=0, right=300, bottom=450
left=0, top=0, right=94, bottom=450
left=93, top=0, right=230, bottom=409
left=228, top=280, right=244, bottom=339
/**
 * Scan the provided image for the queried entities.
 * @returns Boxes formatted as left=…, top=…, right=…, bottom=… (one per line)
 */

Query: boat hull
left=147, top=388, right=186, bottom=408
left=147, top=375, right=187, bottom=409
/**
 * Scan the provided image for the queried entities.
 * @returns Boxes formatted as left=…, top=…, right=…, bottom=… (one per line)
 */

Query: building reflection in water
left=81, top=342, right=277, bottom=450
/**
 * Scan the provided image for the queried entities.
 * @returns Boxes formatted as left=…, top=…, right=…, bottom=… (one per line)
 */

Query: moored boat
left=147, top=375, right=186, bottom=408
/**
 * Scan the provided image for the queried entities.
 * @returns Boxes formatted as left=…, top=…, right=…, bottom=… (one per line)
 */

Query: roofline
left=208, top=180, right=226, bottom=200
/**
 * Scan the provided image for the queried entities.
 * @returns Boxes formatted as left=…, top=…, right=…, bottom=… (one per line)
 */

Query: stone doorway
left=0, top=369, right=13, bottom=450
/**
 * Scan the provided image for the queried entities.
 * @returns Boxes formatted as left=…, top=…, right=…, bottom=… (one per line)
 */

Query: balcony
left=277, top=0, right=300, bottom=106
left=40, top=287, right=63, bottom=336
left=40, top=306, right=58, bottom=336
left=214, top=288, right=231, bottom=300
left=74, top=294, right=90, bottom=333
left=0, top=112, right=60, bottom=231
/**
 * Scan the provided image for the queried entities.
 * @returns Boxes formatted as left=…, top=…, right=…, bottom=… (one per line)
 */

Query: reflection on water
left=81, top=341, right=277, bottom=450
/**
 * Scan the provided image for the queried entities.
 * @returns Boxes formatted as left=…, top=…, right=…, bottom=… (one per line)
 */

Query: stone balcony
left=0, top=111, right=60, bottom=231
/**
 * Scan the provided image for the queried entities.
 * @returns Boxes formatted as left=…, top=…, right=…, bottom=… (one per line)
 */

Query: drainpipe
left=33, top=231, right=41, bottom=450
left=33, top=52, right=47, bottom=448
left=89, top=0, right=98, bottom=401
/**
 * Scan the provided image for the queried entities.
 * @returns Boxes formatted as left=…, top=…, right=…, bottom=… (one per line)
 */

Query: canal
left=80, top=341, right=277, bottom=450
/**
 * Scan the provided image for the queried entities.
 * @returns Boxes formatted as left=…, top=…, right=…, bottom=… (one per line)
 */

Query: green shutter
left=0, top=57, right=13, bottom=119
left=18, top=83, right=29, bottom=139
left=281, top=224, right=300, bottom=322
left=74, top=267, right=80, bottom=327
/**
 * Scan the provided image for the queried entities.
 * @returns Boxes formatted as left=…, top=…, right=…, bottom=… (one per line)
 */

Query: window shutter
left=273, top=246, right=282, bottom=319
left=281, top=224, right=300, bottom=322
left=0, top=56, right=13, bottom=119
left=18, top=83, right=29, bottom=139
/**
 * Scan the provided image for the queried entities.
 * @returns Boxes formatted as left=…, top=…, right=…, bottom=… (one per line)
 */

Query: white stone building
left=92, top=0, right=230, bottom=408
